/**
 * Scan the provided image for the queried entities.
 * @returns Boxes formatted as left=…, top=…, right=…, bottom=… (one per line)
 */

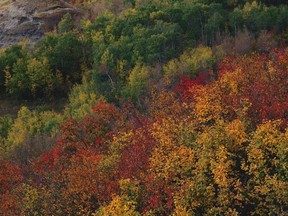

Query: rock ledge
left=0, top=0, right=83, bottom=48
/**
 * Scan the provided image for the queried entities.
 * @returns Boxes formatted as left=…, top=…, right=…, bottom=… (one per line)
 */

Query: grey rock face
left=0, top=0, right=83, bottom=48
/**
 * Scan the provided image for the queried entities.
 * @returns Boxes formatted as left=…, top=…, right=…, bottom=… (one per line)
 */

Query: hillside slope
left=0, top=0, right=83, bottom=48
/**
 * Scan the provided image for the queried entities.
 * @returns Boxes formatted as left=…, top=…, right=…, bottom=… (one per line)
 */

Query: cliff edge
left=0, top=0, right=83, bottom=48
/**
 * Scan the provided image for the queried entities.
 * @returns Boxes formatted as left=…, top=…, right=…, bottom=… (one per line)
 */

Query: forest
left=0, top=0, right=288, bottom=215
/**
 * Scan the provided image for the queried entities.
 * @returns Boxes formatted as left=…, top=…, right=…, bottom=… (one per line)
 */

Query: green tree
left=65, top=79, right=100, bottom=119
left=5, top=58, right=30, bottom=98
left=58, top=13, right=75, bottom=33
left=229, top=8, right=244, bottom=35
left=36, top=32, right=83, bottom=85
left=27, top=58, right=55, bottom=98
left=4, top=106, right=62, bottom=154
left=0, top=45, right=26, bottom=92
left=122, top=63, right=149, bottom=103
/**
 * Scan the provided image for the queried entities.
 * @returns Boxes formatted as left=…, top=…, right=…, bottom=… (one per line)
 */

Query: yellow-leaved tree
left=245, top=121, right=288, bottom=215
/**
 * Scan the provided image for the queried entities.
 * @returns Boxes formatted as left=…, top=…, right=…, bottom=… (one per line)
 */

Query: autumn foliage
left=1, top=48, right=288, bottom=215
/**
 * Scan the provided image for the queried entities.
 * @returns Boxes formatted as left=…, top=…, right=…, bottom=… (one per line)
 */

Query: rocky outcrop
left=0, top=0, right=84, bottom=48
